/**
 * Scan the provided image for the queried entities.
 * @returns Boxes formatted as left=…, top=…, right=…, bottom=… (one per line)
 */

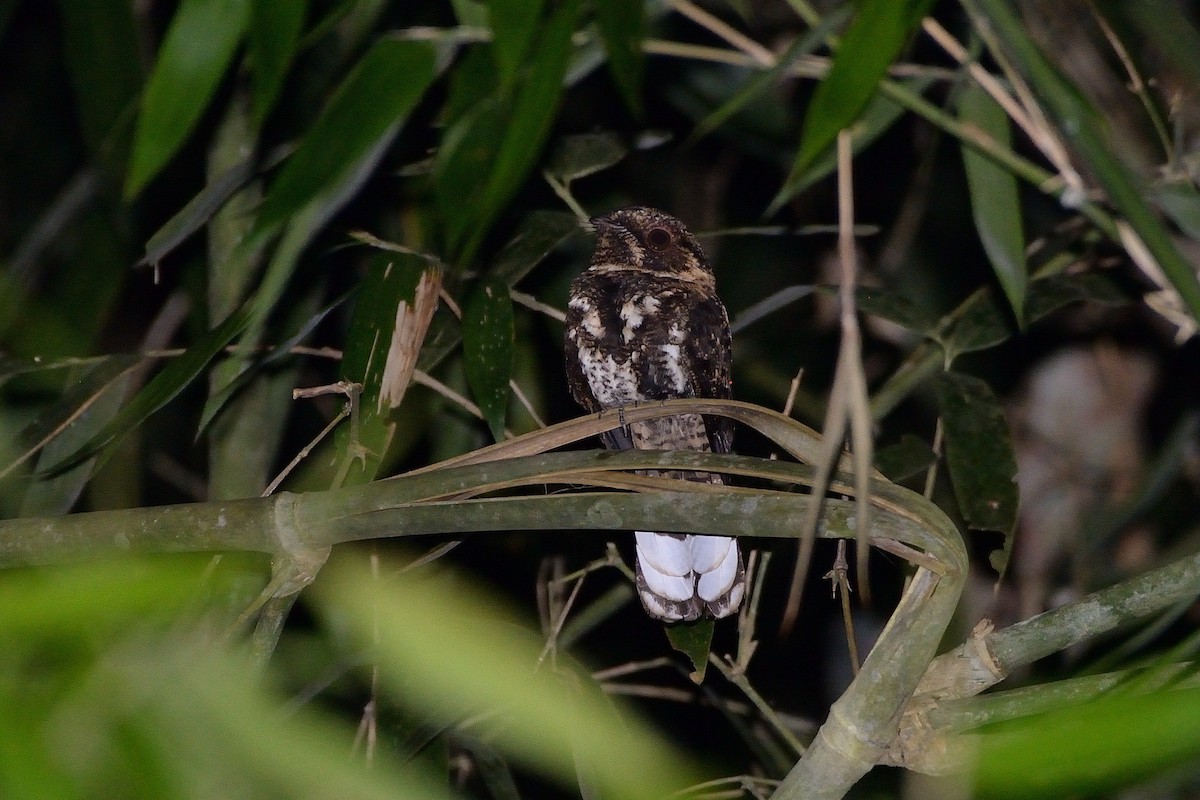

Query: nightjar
left=564, top=206, right=744, bottom=622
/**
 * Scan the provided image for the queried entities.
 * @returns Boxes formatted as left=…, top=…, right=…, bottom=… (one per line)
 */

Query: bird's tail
left=635, top=530, right=744, bottom=621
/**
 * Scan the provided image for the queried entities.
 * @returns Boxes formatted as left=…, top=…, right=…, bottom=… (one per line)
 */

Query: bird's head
left=588, top=206, right=713, bottom=281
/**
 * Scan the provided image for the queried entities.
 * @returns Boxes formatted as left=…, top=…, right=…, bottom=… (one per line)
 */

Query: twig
left=667, top=0, right=775, bottom=67
left=835, top=130, right=874, bottom=605
left=264, top=384, right=360, bottom=496
left=735, top=550, right=769, bottom=670
left=826, top=539, right=860, bottom=675
left=509, top=379, right=547, bottom=428
left=538, top=570, right=587, bottom=665
left=592, top=657, right=680, bottom=682
left=923, top=417, right=944, bottom=500
left=543, top=171, right=591, bottom=223
left=511, top=289, right=566, bottom=322
left=710, top=654, right=808, bottom=757
left=412, top=369, right=515, bottom=438
left=782, top=368, right=805, bottom=418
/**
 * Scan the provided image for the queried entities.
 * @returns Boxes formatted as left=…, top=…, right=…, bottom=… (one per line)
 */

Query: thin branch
left=667, top=0, right=775, bottom=67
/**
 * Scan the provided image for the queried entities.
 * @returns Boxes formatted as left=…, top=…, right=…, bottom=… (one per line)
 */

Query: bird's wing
left=683, top=295, right=734, bottom=454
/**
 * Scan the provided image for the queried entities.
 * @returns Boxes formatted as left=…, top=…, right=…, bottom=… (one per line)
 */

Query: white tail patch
left=635, top=531, right=744, bottom=621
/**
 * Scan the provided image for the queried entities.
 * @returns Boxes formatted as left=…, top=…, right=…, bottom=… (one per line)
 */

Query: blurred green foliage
left=2, top=0, right=1200, bottom=797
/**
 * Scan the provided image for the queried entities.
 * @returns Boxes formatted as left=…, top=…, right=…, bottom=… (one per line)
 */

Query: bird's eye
left=645, top=227, right=673, bottom=250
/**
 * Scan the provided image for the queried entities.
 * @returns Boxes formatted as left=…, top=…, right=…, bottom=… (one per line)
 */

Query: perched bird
left=564, top=206, right=744, bottom=622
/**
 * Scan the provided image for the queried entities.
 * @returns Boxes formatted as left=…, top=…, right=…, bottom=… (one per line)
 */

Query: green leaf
left=960, top=84, right=1027, bottom=322
left=975, top=686, right=1200, bottom=799
left=450, top=0, right=488, bottom=26
left=964, top=0, right=1200, bottom=323
left=456, top=0, right=579, bottom=263
left=136, top=148, right=264, bottom=268
left=442, top=44, right=500, bottom=125
left=15, top=358, right=139, bottom=515
left=435, top=99, right=508, bottom=253
left=772, top=0, right=934, bottom=213
left=255, top=38, right=438, bottom=230
left=933, top=371, right=1018, bottom=536
left=487, top=0, right=545, bottom=92
left=941, top=274, right=1129, bottom=362
left=856, top=285, right=937, bottom=334
left=248, top=0, right=307, bottom=128
left=490, top=209, right=584, bottom=285
left=337, top=253, right=443, bottom=483
left=664, top=621, right=713, bottom=683
left=1153, top=180, right=1200, bottom=242
left=875, top=434, right=937, bottom=483
left=196, top=289, right=348, bottom=435
left=318, top=561, right=702, bottom=797
left=462, top=280, right=514, bottom=442
left=417, top=210, right=581, bottom=382
left=1023, top=272, right=1128, bottom=320
left=691, top=9, right=847, bottom=145
left=41, top=306, right=253, bottom=475
left=125, top=0, right=251, bottom=197
left=594, top=0, right=644, bottom=116
left=780, top=79, right=923, bottom=199
left=544, top=132, right=628, bottom=184
left=57, top=0, right=143, bottom=172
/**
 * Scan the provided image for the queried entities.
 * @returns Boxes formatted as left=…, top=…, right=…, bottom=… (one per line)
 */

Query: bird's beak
left=588, top=215, right=624, bottom=237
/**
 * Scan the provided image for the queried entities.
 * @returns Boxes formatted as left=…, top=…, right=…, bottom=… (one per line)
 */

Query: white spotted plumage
left=564, top=206, right=744, bottom=623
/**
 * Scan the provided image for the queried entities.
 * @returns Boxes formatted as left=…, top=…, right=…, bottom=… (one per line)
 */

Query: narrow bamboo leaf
left=491, top=210, right=584, bottom=285
left=544, top=132, right=627, bottom=184
left=21, top=364, right=135, bottom=516
left=664, top=621, right=713, bottom=684
left=205, top=39, right=441, bottom=418
left=442, top=44, right=501, bottom=126
left=487, top=0, right=545, bottom=92
left=780, top=79, right=925, bottom=199
left=435, top=100, right=508, bottom=254
left=462, top=280, right=514, bottom=442
left=255, top=39, right=438, bottom=230
left=933, top=371, right=1018, bottom=537
left=137, top=152, right=258, bottom=268
left=457, top=0, right=578, bottom=262
left=196, top=289, right=348, bottom=435
left=249, top=0, right=307, bottom=128
left=41, top=306, right=253, bottom=475
left=964, top=0, right=1200, bottom=322
left=960, top=84, right=1027, bottom=322
left=125, top=0, right=251, bottom=197
left=691, top=10, right=847, bottom=145
left=56, top=0, right=143, bottom=171
left=594, top=0, right=644, bottom=116
left=2, top=355, right=139, bottom=482
left=1114, top=1, right=1200, bottom=92
left=772, top=0, right=934, bottom=213
left=413, top=210, right=579, bottom=391
left=1153, top=180, right=1200, bottom=242
left=336, top=253, right=443, bottom=483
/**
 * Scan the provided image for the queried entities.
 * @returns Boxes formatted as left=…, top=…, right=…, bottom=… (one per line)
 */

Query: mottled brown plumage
left=564, top=206, right=744, bottom=622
